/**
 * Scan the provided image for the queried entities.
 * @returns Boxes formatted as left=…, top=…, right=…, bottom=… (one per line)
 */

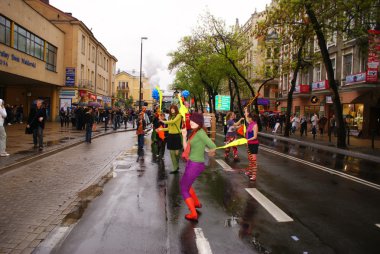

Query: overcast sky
left=50, top=0, right=272, bottom=90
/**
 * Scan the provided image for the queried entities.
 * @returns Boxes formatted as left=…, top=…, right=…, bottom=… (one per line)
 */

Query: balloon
left=152, top=89, right=159, bottom=100
left=182, top=90, right=190, bottom=99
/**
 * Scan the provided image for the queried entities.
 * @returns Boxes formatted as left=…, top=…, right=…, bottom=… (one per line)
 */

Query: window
left=283, top=74, right=288, bottom=91
left=302, top=71, right=309, bottom=84
left=0, top=15, right=11, bottom=46
left=14, top=24, right=44, bottom=60
left=266, top=48, right=272, bottom=58
left=92, top=46, right=95, bottom=62
left=330, top=58, right=336, bottom=79
left=314, top=63, right=321, bottom=82
left=81, top=35, right=85, bottom=54
left=80, top=64, right=84, bottom=84
left=313, top=36, right=320, bottom=52
left=88, top=43, right=91, bottom=60
left=45, top=43, right=57, bottom=72
left=343, top=53, right=353, bottom=78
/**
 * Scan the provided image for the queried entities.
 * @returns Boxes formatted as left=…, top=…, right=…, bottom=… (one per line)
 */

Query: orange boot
left=184, top=198, right=198, bottom=221
left=189, top=187, right=202, bottom=208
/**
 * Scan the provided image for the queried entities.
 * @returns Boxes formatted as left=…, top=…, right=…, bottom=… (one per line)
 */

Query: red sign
left=294, top=84, right=310, bottom=93
left=79, top=90, right=87, bottom=97
left=88, top=93, right=97, bottom=100
left=367, top=30, right=380, bottom=83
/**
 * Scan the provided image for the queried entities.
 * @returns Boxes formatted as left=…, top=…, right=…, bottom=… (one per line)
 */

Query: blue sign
left=65, top=67, right=75, bottom=86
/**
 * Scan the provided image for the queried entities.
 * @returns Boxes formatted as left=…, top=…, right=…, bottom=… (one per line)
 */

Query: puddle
left=61, top=170, right=113, bottom=226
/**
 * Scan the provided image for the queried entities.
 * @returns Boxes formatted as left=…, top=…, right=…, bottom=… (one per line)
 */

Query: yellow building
left=0, top=0, right=65, bottom=119
left=25, top=0, right=117, bottom=110
left=115, top=71, right=152, bottom=109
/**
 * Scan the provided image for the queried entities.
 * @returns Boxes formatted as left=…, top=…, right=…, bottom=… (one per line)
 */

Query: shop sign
left=257, top=98, right=270, bottom=105
left=79, top=90, right=87, bottom=97
left=294, top=84, right=310, bottom=93
left=65, top=67, right=75, bottom=87
left=215, top=95, right=230, bottom=111
left=311, top=80, right=329, bottom=91
left=0, top=50, right=36, bottom=68
left=367, top=30, right=380, bottom=84
left=88, top=93, right=97, bottom=100
left=326, top=96, right=333, bottom=104
left=103, top=97, right=111, bottom=103
left=59, top=90, right=76, bottom=98
left=345, top=72, right=366, bottom=85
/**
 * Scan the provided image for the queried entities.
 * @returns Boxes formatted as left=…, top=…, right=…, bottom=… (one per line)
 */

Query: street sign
left=215, top=95, right=231, bottom=111
left=65, top=67, right=75, bottom=86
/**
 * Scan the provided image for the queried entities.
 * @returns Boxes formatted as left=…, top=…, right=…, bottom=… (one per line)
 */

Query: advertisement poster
left=65, top=67, right=75, bottom=86
left=367, top=30, right=380, bottom=83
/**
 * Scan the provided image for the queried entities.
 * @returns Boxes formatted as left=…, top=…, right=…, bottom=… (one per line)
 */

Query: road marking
left=260, top=145, right=380, bottom=191
left=194, top=228, right=213, bottom=254
left=215, top=159, right=234, bottom=172
left=245, top=188, right=293, bottom=222
left=376, top=224, right=380, bottom=229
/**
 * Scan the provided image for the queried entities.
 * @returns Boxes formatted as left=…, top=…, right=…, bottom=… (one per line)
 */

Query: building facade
left=25, top=0, right=117, bottom=112
left=277, top=30, right=380, bottom=137
left=114, top=71, right=152, bottom=109
left=0, top=0, right=65, bottom=119
left=240, top=8, right=279, bottom=112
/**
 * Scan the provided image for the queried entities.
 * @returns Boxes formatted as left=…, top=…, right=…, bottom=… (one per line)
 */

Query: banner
left=367, top=30, right=380, bottom=83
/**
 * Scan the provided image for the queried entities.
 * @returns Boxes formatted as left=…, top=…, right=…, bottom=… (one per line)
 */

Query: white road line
left=260, top=145, right=380, bottom=191
left=376, top=224, right=380, bottom=229
left=245, top=188, right=293, bottom=222
left=215, top=159, right=234, bottom=172
left=194, top=228, right=213, bottom=254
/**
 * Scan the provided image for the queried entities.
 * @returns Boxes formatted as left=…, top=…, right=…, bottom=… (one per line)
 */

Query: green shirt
left=162, top=114, right=182, bottom=134
left=189, top=129, right=217, bottom=162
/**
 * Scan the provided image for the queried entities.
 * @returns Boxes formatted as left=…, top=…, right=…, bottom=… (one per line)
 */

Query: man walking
left=27, top=99, right=46, bottom=151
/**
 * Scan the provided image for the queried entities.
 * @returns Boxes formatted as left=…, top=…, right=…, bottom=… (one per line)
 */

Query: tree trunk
left=305, top=2, right=346, bottom=148
left=228, top=79, right=235, bottom=110
left=231, top=77, right=244, bottom=118
left=284, top=35, right=306, bottom=137
left=194, top=96, right=199, bottom=112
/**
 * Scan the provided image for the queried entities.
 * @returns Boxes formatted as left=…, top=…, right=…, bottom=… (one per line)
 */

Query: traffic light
left=311, top=96, right=319, bottom=104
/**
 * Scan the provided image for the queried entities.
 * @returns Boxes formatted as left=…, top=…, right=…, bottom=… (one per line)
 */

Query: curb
left=259, top=132, right=380, bottom=164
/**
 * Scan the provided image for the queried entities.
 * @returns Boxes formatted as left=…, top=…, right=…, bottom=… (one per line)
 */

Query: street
left=18, top=130, right=379, bottom=254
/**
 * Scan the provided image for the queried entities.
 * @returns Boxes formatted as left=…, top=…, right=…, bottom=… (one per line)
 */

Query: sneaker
left=0, top=153, right=10, bottom=157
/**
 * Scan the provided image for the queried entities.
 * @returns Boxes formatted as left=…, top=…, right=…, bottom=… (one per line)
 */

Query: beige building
left=240, top=8, right=279, bottom=111
left=115, top=70, right=152, bottom=109
left=0, top=0, right=65, bottom=119
left=25, top=0, right=117, bottom=111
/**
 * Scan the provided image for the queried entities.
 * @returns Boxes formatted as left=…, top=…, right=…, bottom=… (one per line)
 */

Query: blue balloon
left=182, top=90, right=190, bottom=99
left=152, top=89, right=159, bottom=100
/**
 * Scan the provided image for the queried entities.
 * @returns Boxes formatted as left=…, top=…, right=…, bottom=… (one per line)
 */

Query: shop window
left=342, top=103, right=364, bottom=132
left=0, top=15, right=11, bottom=46
left=45, top=43, right=57, bottom=72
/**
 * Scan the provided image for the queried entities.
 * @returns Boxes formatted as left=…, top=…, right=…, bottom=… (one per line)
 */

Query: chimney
left=40, top=0, right=49, bottom=4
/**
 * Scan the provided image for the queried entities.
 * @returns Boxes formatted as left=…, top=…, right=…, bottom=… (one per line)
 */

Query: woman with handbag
left=180, top=113, right=216, bottom=221
left=158, top=105, right=182, bottom=174
left=0, top=99, right=9, bottom=157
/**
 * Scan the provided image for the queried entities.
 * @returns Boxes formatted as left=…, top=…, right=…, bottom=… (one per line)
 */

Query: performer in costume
left=225, top=111, right=244, bottom=161
left=159, top=105, right=182, bottom=174
left=244, top=108, right=259, bottom=181
left=180, top=112, right=216, bottom=221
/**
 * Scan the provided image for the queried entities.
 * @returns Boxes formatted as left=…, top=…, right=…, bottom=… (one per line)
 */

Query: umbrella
left=78, top=102, right=87, bottom=106
left=88, top=101, right=101, bottom=108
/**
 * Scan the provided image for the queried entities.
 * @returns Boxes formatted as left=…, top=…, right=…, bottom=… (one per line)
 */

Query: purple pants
left=180, top=160, right=205, bottom=200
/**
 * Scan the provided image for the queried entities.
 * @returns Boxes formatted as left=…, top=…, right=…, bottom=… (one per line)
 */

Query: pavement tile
left=9, top=250, right=22, bottom=254
left=20, top=248, right=34, bottom=254
left=27, top=240, right=40, bottom=248
left=14, top=241, right=30, bottom=250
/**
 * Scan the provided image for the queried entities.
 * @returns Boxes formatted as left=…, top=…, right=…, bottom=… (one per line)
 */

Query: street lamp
left=139, top=36, right=148, bottom=112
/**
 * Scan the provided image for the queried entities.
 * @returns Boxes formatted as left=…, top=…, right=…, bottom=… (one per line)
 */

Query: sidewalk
left=0, top=121, right=133, bottom=172
left=259, top=127, right=380, bottom=163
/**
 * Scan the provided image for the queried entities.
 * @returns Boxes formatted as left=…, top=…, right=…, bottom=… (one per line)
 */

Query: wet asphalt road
left=54, top=131, right=380, bottom=254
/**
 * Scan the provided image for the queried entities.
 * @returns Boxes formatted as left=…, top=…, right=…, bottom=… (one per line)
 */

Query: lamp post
left=139, top=37, right=148, bottom=112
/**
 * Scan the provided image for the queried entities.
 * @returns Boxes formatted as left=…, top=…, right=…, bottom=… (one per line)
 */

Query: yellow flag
left=215, top=138, right=247, bottom=149
left=178, top=94, right=188, bottom=121
left=156, top=86, right=163, bottom=111
left=243, top=122, right=246, bottom=136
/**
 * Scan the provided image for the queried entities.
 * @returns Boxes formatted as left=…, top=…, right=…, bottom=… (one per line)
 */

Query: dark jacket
left=84, top=112, right=94, bottom=127
left=28, top=106, right=47, bottom=129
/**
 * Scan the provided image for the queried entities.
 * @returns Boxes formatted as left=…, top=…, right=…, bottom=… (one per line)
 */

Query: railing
left=78, top=79, right=93, bottom=89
